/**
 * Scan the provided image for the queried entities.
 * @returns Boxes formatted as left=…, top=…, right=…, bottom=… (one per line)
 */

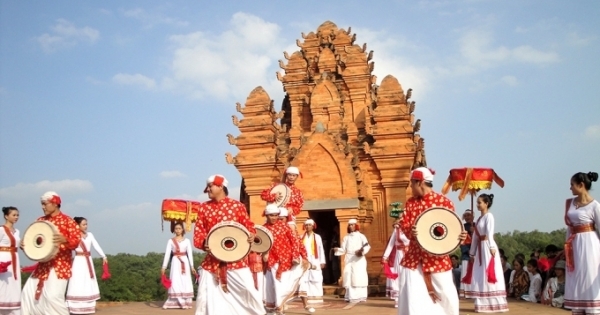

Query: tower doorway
left=308, top=210, right=340, bottom=285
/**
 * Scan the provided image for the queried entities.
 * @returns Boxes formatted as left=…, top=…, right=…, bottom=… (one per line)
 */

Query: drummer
left=396, top=167, right=468, bottom=315
left=193, top=174, right=265, bottom=315
left=262, top=204, right=307, bottom=314
left=21, top=191, right=81, bottom=315
left=261, top=166, right=304, bottom=222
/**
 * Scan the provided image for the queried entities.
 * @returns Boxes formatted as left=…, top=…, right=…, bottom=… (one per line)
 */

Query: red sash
left=171, top=238, right=186, bottom=274
left=78, top=239, right=95, bottom=278
left=564, top=198, right=596, bottom=272
left=2, top=226, right=17, bottom=280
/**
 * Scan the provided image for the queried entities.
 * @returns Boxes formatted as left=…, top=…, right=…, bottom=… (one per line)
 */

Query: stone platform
left=96, top=297, right=570, bottom=315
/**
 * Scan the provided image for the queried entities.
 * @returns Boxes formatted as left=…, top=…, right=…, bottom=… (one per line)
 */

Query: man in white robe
left=299, top=219, right=326, bottom=304
left=334, top=219, right=370, bottom=303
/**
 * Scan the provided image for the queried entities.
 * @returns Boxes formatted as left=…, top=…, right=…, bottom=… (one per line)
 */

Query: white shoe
left=305, top=306, right=316, bottom=313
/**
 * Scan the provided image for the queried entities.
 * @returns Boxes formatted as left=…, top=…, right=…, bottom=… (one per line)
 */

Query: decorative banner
left=161, top=199, right=201, bottom=232
left=441, top=168, right=504, bottom=201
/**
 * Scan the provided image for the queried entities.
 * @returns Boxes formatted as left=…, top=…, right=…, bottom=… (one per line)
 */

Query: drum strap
left=171, top=238, right=186, bottom=274
left=1, top=226, right=17, bottom=280
left=218, top=262, right=228, bottom=286
left=79, top=240, right=95, bottom=279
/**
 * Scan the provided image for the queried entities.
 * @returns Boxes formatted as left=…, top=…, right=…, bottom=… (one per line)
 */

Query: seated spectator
left=500, top=254, right=512, bottom=293
left=541, top=260, right=566, bottom=308
left=499, top=248, right=511, bottom=270
left=515, top=253, right=525, bottom=261
left=508, top=258, right=529, bottom=298
left=521, top=259, right=542, bottom=303
left=450, top=254, right=461, bottom=293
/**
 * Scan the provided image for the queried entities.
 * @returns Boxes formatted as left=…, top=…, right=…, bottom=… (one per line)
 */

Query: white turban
left=264, top=204, right=279, bottom=215
left=206, top=174, right=228, bottom=187
left=286, top=166, right=300, bottom=175
left=410, top=167, right=435, bottom=182
left=41, top=191, right=61, bottom=205
left=204, top=174, right=228, bottom=193
left=348, top=219, right=357, bottom=225
left=278, top=207, right=288, bottom=217
left=304, top=219, right=315, bottom=225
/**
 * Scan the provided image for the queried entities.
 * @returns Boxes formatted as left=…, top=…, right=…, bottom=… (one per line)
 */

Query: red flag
left=487, top=256, right=497, bottom=283
left=101, top=262, right=111, bottom=280
left=161, top=274, right=172, bottom=289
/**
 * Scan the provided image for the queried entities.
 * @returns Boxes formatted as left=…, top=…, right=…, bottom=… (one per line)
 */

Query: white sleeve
left=486, top=214, right=497, bottom=250
left=338, top=236, right=348, bottom=255
left=186, top=239, right=194, bottom=269
left=88, top=233, right=106, bottom=258
left=508, top=270, right=515, bottom=293
left=469, top=227, right=479, bottom=256
left=361, top=233, right=371, bottom=255
left=162, top=240, right=172, bottom=269
left=316, top=235, right=326, bottom=265
left=593, top=201, right=600, bottom=239
left=382, top=230, right=396, bottom=259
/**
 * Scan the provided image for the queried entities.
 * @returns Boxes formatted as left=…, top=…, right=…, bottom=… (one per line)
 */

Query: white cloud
left=585, top=125, right=600, bottom=140
left=159, top=170, right=186, bottom=178
left=566, top=32, right=597, bottom=47
left=351, top=27, right=432, bottom=96
left=161, top=12, right=286, bottom=101
left=36, top=19, right=100, bottom=53
left=0, top=179, right=94, bottom=199
left=458, top=30, right=559, bottom=69
left=501, top=75, right=518, bottom=86
left=112, top=73, right=156, bottom=89
left=122, top=7, right=189, bottom=28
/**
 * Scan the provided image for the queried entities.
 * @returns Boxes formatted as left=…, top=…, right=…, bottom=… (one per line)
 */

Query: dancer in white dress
left=161, top=222, right=196, bottom=309
left=463, top=194, right=508, bottom=313
left=381, top=219, right=409, bottom=308
left=66, top=217, right=108, bottom=314
left=0, top=206, right=20, bottom=315
left=563, top=171, right=600, bottom=314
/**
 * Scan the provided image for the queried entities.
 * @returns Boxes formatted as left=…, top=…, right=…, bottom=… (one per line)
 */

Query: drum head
left=207, top=222, right=251, bottom=263
left=252, top=225, right=273, bottom=254
left=269, top=184, right=290, bottom=207
left=22, top=221, right=58, bottom=262
left=414, top=207, right=463, bottom=256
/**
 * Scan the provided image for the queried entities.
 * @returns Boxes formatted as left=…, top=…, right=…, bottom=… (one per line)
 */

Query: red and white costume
left=397, top=168, right=459, bottom=315
left=66, top=232, right=107, bottom=314
left=464, top=213, right=508, bottom=312
left=299, top=219, right=326, bottom=304
left=161, top=237, right=194, bottom=309
left=22, top=192, right=81, bottom=315
left=382, top=224, right=409, bottom=306
left=261, top=166, right=304, bottom=222
left=0, top=224, right=20, bottom=314
left=263, top=205, right=306, bottom=313
left=564, top=198, right=600, bottom=313
left=193, top=175, right=265, bottom=315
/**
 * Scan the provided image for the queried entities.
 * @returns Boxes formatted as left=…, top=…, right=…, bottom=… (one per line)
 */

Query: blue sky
left=1, top=1, right=599, bottom=260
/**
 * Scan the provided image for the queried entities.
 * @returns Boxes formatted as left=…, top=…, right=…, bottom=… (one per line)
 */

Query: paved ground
left=96, top=297, right=570, bottom=314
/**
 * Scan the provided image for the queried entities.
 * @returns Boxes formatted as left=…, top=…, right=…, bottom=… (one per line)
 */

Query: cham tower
left=224, top=21, right=427, bottom=286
